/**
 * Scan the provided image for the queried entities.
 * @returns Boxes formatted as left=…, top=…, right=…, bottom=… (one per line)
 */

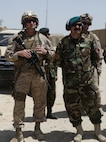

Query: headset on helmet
left=21, top=11, right=39, bottom=27
left=65, top=19, right=71, bottom=31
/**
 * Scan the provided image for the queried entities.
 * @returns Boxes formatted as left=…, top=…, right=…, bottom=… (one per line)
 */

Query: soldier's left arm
left=93, top=33, right=103, bottom=75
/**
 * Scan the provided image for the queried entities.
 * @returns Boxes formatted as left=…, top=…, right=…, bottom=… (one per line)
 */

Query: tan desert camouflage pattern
left=5, top=30, right=55, bottom=128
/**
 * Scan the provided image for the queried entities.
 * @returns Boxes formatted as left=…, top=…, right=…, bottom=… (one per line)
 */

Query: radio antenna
left=45, top=0, right=48, bottom=27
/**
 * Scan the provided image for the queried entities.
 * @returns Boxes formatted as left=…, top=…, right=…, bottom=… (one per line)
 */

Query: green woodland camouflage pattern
left=45, top=61, right=57, bottom=108
left=54, top=34, right=102, bottom=127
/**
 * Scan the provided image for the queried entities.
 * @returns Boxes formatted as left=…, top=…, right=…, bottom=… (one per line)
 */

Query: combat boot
left=99, top=108, right=104, bottom=116
left=94, top=124, right=106, bottom=142
left=34, top=122, right=45, bottom=140
left=47, top=107, right=58, bottom=119
left=16, top=128, right=24, bottom=142
left=74, top=124, right=83, bottom=142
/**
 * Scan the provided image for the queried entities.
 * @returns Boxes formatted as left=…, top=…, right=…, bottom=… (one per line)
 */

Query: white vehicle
left=0, top=29, right=20, bottom=87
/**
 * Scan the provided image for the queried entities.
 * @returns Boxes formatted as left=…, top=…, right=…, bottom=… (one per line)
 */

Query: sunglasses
left=83, top=22, right=91, bottom=26
left=25, top=18, right=36, bottom=23
left=73, top=23, right=82, bottom=27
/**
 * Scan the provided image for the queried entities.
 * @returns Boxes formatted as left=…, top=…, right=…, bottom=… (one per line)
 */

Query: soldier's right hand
left=17, top=49, right=32, bottom=59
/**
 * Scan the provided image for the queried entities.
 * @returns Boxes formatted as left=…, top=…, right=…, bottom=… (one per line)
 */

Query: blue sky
left=0, top=0, right=106, bottom=35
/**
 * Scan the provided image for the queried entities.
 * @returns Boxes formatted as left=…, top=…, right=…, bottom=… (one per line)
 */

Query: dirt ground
left=0, top=61, right=106, bottom=142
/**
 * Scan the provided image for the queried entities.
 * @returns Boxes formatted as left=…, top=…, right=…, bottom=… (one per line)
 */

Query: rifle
left=13, top=34, right=50, bottom=88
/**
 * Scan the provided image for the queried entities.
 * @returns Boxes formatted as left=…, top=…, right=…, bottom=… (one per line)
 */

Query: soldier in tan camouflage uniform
left=54, top=16, right=106, bottom=142
left=5, top=11, right=55, bottom=142
left=80, top=13, right=104, bottom=115
left=39, top=28, right=58, bottom=119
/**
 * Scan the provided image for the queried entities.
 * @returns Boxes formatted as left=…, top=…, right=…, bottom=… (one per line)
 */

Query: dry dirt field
left=0, top=61, right=106, bottom=142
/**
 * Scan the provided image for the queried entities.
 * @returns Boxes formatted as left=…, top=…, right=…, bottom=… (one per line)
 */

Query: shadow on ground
left=0, top=130, right=74, bottom=142
left=1, top=129, right=106, bottom=142
left=24, top=110, right=68, bottom=123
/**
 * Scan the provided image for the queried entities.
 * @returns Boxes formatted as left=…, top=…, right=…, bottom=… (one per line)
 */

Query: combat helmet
left=80, top=13, right=93, bottom=25
left=21, top=11, right=39, bottom=28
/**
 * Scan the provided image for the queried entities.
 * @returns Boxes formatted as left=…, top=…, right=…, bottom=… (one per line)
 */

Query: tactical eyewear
left=73, top=23, right=82, bottom=27
left=83, top=22, right=91, bottom=26
left=25, top=18, right=37, bottom=23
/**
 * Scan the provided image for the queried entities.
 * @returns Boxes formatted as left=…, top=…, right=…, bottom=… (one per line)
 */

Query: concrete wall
left=50, top=35, right=63, bottom=47
left=92, top=29, right=106, bottom=49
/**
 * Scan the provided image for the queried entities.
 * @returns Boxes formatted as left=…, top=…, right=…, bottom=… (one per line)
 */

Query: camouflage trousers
left=93, top=68, right=102, bottom=108
left=47, top=76, right=56, bottom=108
left=13, top=68, right=47, bottom=128
left=63, top=83, right=102, bottom=127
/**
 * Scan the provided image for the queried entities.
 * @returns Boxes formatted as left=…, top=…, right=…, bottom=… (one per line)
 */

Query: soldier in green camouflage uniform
left=80, top=13, right=104, bottom=115
left=54, top=16, right=106, bottom=142
left=5, top=11, right=55, bottom=142
left=39, top=28, right=58, bottom=119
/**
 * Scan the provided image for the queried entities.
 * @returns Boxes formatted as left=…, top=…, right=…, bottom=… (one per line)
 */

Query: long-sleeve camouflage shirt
left=54, top=34, right=101, bottom=87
